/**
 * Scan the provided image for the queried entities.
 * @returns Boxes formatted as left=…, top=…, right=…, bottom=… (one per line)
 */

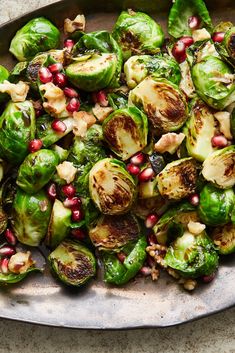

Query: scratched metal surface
left=0, top=0, right=234, bottom=329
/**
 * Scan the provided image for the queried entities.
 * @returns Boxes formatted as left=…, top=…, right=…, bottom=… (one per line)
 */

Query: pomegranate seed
left=71, top=228, right=86, bottom=241
left=147, top=233, right=157, bottom=246
left=64, top=39, right=74, bottom=51
left=4, top=229, right=17, bottom=246
left=64, top=87, right=79, bottom=98
left=212, top=32, right=225, bottom=43
left=180, top=36, right=194, bottom=48
left=92, top=90, right=108, bottom=107
left=0, top=258, right=9, bottom=274
left=138, top=167, right=154, bottom=182
left=139, top=266, right=152, bottom=276
left=38, top=67, right=53, bottom=83
left=64, top=197, right=82, bottom=209
left=35, top=108, right=43, bottom=118
left=202, top=272, right=216, bottom=283
left=66, top=98, right=80, bottom=113
left=126, top=163, right=140, bottom=175
left=145, top=213, right=158, bottom=228
left=117, top=252, right=126, bottom=263
left=61, top=184, right=76, bottom=197
left=211, top=135, right=228, bottom=148
left=48, top=63, right=63, bottom=73
left=71, top=209, right=84, bottom=222
left=130, top=152, right=145, bottom=166
left=0, top=245, right=16, bottom=257
left=28, top=139, right=43, bottom=153
left=172, top=41, right=186, bottom=63
left=51, top=119, right=67, bottom=133
left=189, top=193, right=200, bottom=206
left=47, top=183, right=57, bottom=200
left=53, top=72, right=68, bottom=88
left=188, top=16, right=200, bottom=30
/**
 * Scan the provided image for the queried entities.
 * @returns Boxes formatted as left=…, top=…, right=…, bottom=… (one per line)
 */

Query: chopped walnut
left=64, top=14, right=86, bottom=34
left=0, top=80, right=29, bottom=102
left=192, top=28, right=211, bottom=42
left=182, top=278, right=197, bottom=291
left=56, top=161, right=77, bottom=184
left=214, top=111, right=233, bottom=140
left=73, top=111, right=96, bottom=128
left=73, top=112, right=88, bottom=137
left=8, top=251, right=34, bottom=274
left=92, top=103, right=113, bottom=122
left=187, top=221, right=206, bottom=235
left=154, top=132, right=185, bottom=154
left=151, top=267, right=160, bottom=281
left=40, top=82, right=68, bottom=118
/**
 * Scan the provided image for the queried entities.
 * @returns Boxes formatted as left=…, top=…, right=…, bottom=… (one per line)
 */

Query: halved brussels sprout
left=128, top=77, right=188, bottom=134
left=165, top=229, right=218, bottom=278
left=202, top=146, right=235, bottom=189
left=124, top=55, right=181, bottom=89
left=212, top=223, right=235, bottom=255
left=156, top=158, right=198, bottom=200
left=224, top=26, right=235, bottom=60
left=89, top=158, right=136, bottom=215
left=183, top=98, right=217, bottom=162
left=49, top=239, right=96, bottom=287
left=11, top=188, right=52, bottom=246
left=102, top=107, right=148, bottom=160
left=192, top=56, right=235, bottom=110
left=17, top=149, right=59, bottom=194
left=9, top=17, right=60, bottom=61
left=0, top=266, right=41, bottom=284
left=89, top=213, right=140, bottom=250
left=0, top=65, right=9, bottom=103
left=0, top=101, right=36, bottom=165
left=112, top=10, right=164, bottom=61
left=198, top=184, right=234, bottom=226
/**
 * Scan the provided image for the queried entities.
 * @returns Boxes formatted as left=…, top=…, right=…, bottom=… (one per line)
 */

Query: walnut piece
left=0, top=80, right=29, bottom=102
left=192, top=28, right=211, bottom=42
left=92, top=103, right=113, bottom=122
left=64, top=14, right=86, bottom=34
left=40, top=82, right=67, bottom=118
left=154, top=132, right=185, bottom=154
left=214, top=111, right=233, bottom=140
left=56, top=161, right=77, bottom=184
left=187, top=221, right=206, bottom=235
left=73, top=111, right=96, bottom=130
left=8, top=251, right=34, bottom=274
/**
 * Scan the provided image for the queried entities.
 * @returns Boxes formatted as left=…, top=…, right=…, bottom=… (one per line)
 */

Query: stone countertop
left=0, top=1, right=234, bottom=352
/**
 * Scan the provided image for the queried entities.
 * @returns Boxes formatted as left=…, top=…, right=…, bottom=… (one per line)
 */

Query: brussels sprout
left=0, top=267, right=41, bottom=285
left=192, top=56, right=235, bottom=110
left=0, top=101, right=36, bottom=165
left=202, top=146, right=235, bottom=189
left=156, top=158, right=198, bottom=200
left=89, top=158, right=136, bottom=215
left=128, top=77, right=188, bottom=134
left=0, top=65, right=9, bottom=103
left=48, top=239, right=96, bottom=287
left=9, top=17, right=60, bottom=61
left=45, top=199, right=72, bottom=249
left=112, top=10, right=164, bottom=61
left=224, top=27, right=235, bottom=62
left=198, top=184, right=234, bottom=226
left=50, top=145, right=69, bottom=162
left=165, top=229, right=218, bottom=278
left=124, top=55, right=181, bottom=89
left=17, top=149, right=59, bottom=194
left=212, top=223, right=235, bottom=255
left=89, top=213, right=140, bottom=250
left=11, top=188, right=52, bottom=246
left=138, top=178, right=159, bottom=199
left=168, top=0, right=213, bottom=38
left=183, top=98, right=217, bottom=162
left=102, top=107, right=148, bottom=160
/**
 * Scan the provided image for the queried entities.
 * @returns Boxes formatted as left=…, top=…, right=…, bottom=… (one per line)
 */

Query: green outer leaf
left=0, top=267, right=42, bottom=285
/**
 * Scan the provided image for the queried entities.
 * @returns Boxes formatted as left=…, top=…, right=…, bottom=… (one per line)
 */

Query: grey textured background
left=0, top=1, right=235, bottom=352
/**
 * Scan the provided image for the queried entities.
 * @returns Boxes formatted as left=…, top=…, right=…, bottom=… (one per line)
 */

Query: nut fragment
left=183, top=278, right=197, bottom=291
left=92, top=103, right=113, bottom=122
left=64, top=14, right=86, bottom=34
left=8, top=251, right=34, bottom=274
left=56, top=161, right=77, bottom=184
left=187, top=221, right=206, bottom=235
left=40, top=82, right=67, bottom=117
left=154, top=132, right=185, bottom=154
left=214, top=111, right=233, bottom=140
left=0, top=80, right=29, bottom=102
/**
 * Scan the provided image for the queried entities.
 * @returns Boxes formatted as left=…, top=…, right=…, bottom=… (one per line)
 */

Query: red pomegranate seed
left=53, top=72, right=68, bottom=88
left=126, top=163, right=140, bottom=175
left=47, top=183, right=57, bottom=200
left=61, top=184, right=76, bottom=197
left=4, top=229, right=17, bottom=246
left=211, top=135, right=228, bottom=148
left=0, top=258, right=9, bottom=274
left=188, top=16, right=200, bottom=30
left=51, top=119, right=67, bottom=133
left=64, top=39, right=74, bottom=51
left=64, top=197, right=82, bottom=209
left=172, top=41, right=186, bottom=63
left=0, top=246, right=16, bottom=257
left=66, top=98, right=80, bottom=113
left=130, top=152, right=145, bottom=166
left=212, top=32, right=225, bottom=43
left=71, top=209, right=84, bottom=222
left=92, top=90, right=109, bottom=107
left=35, top=108, right=43, bottom=118
left=145, top=213, right=158, bottom=228
left=28, top=139, right=43, bottom=153
left=64, top=87, right=79, bottom=98
left=202, top=272, right=216, bottom=283
left=147, top=233, right=157, bottom=246
left=48, top=63, right=63, bottom=73
left=138, top=167, right=154, bottom=182
left=71, top=228, right=86, bottom=241
left=189, top=193, right=200, bottom=206
left=117, top=252, right=126, bottom=263
left=139, top=266, right=152, bottom=276
left=38, top=67, right=53, bottom=84
left=180, top=36, right=194, bottom=48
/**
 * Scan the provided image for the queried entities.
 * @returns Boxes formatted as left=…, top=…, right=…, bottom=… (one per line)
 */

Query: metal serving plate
left=0, top=0, right=234, bottom=329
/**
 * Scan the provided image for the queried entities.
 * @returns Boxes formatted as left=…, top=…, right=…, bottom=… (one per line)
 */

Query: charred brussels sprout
left=156, top=158, right=198, bottom=200
left=224, top=27, right=235, bottom=63
left=112, top=10, right=164, bottom=61
left=198, top=184, right=234, bottom=226
left=17, top=149, right=59, bottom=194
left=212, top=223, right=235, bottom=255
left=128, top=77, right=188, bottom=134
left=0, top=101, right=36, bottom=165
left=89, top=158, right=136, bottom=215
left=202, top=146, right=235, bottom=189
left=102, top=107, right=148, bottom=160
left=9, top=17, right=60, bottom=61
left=11, top=188, right=52, bottom=246
left=49, top=239, right=96, bottom=287
left=192, top=56, right=235, bottom=110
left=165, top=229, right=218, bottom=278
left=0, top=65, right=9, bottom=103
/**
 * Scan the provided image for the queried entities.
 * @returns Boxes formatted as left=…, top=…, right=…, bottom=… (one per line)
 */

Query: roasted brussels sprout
left=198, top=184, right=234, bottom=226
left=102, top=107, right=148, bottom=160
left=224, top=27, right=235, bottom=63
left=165, top=229, right=218, bottom=278
left=89, top=158, right=136, bottom=215
left=192, top=56, right=235, bottom=110
left=202, top=146, right=235, bottom=189
left=0, top=101, right=36, bottom=165
left=49, top=239, right=96, bottom=286
left=157, top=158, right=198, bottom=200
left=11, top=188, right=52, bottom=246
left=212, top=223, right=235, bottom=255
left=9, top=17, right=60, bottom=61
left=0, top=65, right=9, bottom=103
left=128, top=77, right=188, bottom=134
left=17, top=149, right=59, bottom=194
left=112, top=10, right=164, bottom=61
left=124, top=55, right=181, bottom=89
left=0, top=266, right=41, bottom=284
